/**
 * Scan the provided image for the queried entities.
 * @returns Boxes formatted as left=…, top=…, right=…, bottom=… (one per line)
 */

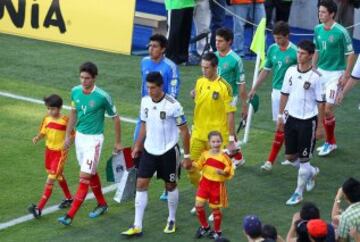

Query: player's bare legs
left=318, top=103, right=337, bottom=156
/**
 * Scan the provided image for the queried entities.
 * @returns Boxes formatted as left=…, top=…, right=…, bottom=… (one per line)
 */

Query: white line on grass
left=0, top=184, right=118, bottom=230
left=0, top=91, right=137, bottom=124
left=0, top=90, right=137, bottom=230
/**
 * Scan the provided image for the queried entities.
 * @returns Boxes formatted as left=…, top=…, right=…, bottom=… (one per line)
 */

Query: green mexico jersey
left=71, top=85, right=117, bottom=135
left=314, top=23, right=353, bottom=71
left=264, top=42, right=297, bottom=90
left=216, top=50, right=245, bottom=96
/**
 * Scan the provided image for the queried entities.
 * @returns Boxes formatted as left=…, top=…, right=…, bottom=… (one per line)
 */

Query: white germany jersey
left=281, top=66, right=325, bottom=120
left=351, top=55, right=360, bottom=80
left=140, top=94, right=187, bottom=155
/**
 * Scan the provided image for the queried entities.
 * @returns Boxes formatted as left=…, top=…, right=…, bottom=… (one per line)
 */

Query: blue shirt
left=140, top=56, right=180, bottom=98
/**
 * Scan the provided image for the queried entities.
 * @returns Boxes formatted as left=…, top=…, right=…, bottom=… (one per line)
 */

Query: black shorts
left=137, top=145, right=180, bottom=183
left=284, top=115, right=317, bottom=160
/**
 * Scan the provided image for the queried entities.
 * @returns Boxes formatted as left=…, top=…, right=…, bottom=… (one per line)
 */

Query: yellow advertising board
left=0, top=0, right=136, bottom=55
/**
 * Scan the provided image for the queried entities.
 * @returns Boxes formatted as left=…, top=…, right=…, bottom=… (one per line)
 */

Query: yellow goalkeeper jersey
left=192, top=76, right=236, bottom=141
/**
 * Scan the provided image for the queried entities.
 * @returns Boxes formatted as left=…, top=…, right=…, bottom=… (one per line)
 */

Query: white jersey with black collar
left=140, top=94, right=187, bottom=155
left=281, top=65, right=325, bottom=120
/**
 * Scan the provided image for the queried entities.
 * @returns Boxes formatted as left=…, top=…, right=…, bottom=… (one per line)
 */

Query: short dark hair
left=208, top=131, right=223, bottom=142
left=202, top=52, right=218, bottom=67
left=43, top=94, right=63, bottom=108
left=319, top=0, right=337, bottom=17
left=79, top=62, right=98, bottom=78
left=342, top=177, right=360, bottom=203
left=300, top=202, right=320, bottom=220
left=262, top=224, right=278, bottom=241
left=297, top=40, right=315, bottom=54
left=216, top=27, right=234, bottom=42
left=272, top=21, right=290, bottom=36
left=146, top=71, right=163, bottom=87
left=149, top=34, right=168, bottom=49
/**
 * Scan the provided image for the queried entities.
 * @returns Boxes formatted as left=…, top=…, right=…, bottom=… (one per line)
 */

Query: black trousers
left=166, top=7, right=194, bottom=64
left=265, top=0, right=292, bottom=27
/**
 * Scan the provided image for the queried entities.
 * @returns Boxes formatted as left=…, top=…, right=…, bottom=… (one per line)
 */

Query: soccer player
left=28, top=94, right=73, bottom=218
left=121, top=72, right=191, bottom=236
left=136, top=34, right=180, bottom=201
left=278, top=40, right=325, bottom=205
left=185, top=52, right=237, bottom=213
left=134, top=34, right=180, bottom=141
left=336, top=55, right=360, bottom=105
left=58, top=62, right=122, bottom=225
left=215, top=27, right=248, bottom=121
left=193, top=131, right=234, bottom=241
left=313, top=0, right=356, bottom=156
left=248, top=21, right=297, bottom=171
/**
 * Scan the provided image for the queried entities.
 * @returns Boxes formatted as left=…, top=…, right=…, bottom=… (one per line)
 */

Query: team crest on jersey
left=303, top=81, right=311, bottom=90
left=223, top=63, right=229, bottom=69
left=328, top=35, right=334, bottom=43
left=285, top=56, right=290, bottom=64
left=212, top=91, right=219, bottom=100
left=89, top=100, right=95, bottom=107
left=160, top=111, right=166, bottom=120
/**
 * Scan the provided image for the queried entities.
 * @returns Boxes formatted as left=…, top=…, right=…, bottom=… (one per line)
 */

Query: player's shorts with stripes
left=196, top=177, right=222, bottom=208
left=284, top=115, right=317, bottom=160
left=318, top=68, right=344, bottom=104
left=137, top=145, right=180, bottom=183
left=45, top=147, right=67, bottom=178
left=75, top=131, right=104, bottom=175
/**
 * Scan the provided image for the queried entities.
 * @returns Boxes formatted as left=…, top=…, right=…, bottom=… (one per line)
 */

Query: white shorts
left=271, top=89, right=281, bottom=121
left=318, top=68, right=344, bottom=104
left=75, top=131, right=104, bottom=175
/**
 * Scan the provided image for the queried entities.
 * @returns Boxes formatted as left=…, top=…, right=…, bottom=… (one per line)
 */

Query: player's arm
left=132, top=121, right=146, bottom=158
left=337, top=77, right=358, bottom=105
left=277, top=69, right=291, bottom=132
left=113, top=115, right=123, bottom=153
left=340, top=53, right=356, bottom=87
left=64, top=109, right=77, bottom=149
left=179, top=124, right=191, bottom=169
left=239, top=83, right=248, bottom=118
left=312, top=51, right=319, bottom=70
left=249, top=47, right=272, bottom=99
left=248, top=69, right=271, bottom=99
left=32, top=133, right=45, bottom=144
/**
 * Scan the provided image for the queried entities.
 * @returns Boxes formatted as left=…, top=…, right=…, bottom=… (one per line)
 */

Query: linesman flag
left=250, top=18, right=266, bottom=66
left=243, top=18, right=266, bottom=144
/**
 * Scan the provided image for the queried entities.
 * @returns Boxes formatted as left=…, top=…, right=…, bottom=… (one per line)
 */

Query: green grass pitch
left=0, top=33, right=359, bottom=242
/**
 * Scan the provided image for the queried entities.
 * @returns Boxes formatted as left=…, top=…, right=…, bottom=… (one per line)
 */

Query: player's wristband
left=183, top=154, right=191, bottom=159
left=229, top=135, right=235, bottom=142
left=277, top=114, right=284, bottom=119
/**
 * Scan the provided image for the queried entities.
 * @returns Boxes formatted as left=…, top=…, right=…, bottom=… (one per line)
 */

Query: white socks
left=295, top=162, right=313, bottom=196
left=167, top=188, right=179, bottom=222
left=134, top=191, right=148, bottom=229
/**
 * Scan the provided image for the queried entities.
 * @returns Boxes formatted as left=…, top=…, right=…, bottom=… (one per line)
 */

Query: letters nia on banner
left=0, top=0, right=135, bottom=55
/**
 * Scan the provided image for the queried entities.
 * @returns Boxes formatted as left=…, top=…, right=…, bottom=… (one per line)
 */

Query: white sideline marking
left=0, top=90, right=137, bottom=230
left=0, top=184, right=118, bottom=230
left=0, top=91, right=137, bottom=124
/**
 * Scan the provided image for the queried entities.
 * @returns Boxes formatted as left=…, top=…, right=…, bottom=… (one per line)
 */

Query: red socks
left=58, top=175, right=72, bottom=200
left=323, top=116, right=336, bottom=144
left=267, top=130, right=284, bottom=164
left=196, top=206, right=209, bottom=228
left=37, top=183, right=54, bottom=210
left=213, top=209, right=222, bottom=233
left=67, top=177, right=90, bottom=218
left=90, top=173, right=107, bottom=206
